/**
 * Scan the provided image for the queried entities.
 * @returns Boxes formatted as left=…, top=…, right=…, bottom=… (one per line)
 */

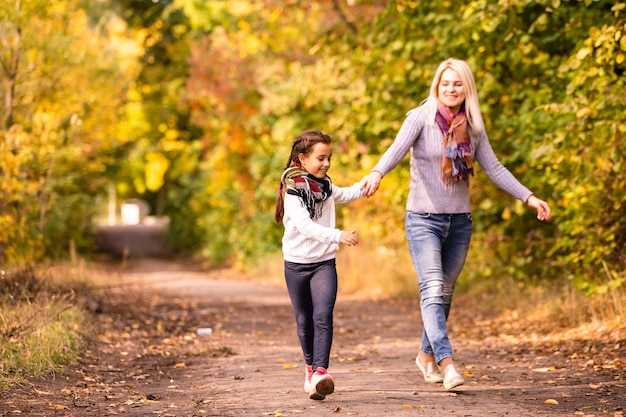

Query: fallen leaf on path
left=544, top=399, right=559, bottom=405
left=588, top=383, right=602, bottom=389
left=174, top=362, right=186, bottom=368
left=401, top=404, right=413, bottom=409
left=282, top=363, right=298, bottom=369
left=275, top=359, right=286, bottom=364
left=533, top=367, right=556, bottom=372
left=46, top=403, right=69, bottom=410
left=332, top=406, right=341, bottom=412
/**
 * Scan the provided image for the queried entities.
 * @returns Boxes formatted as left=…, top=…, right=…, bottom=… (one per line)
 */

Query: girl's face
left=438, top=68, right=465, bottom=114
left=299, top=142, right=332, bottom=179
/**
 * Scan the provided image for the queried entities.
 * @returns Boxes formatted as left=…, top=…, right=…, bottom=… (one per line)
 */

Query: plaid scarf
left=281, top=164, right=332, bottom=219
left=435, top=105, right=474, bottom=184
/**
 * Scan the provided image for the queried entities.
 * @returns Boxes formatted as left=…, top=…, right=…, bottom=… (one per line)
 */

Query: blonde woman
left=361, top=58, right=550, bottom=390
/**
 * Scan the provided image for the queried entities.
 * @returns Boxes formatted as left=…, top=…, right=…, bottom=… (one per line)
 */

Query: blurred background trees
left=1, top=0, right=624, bottom=299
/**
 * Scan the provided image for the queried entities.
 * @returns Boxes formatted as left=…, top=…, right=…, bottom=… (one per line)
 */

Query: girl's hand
left=527, top=195, right=551, bottom=221
left=340, top=230, right=359, bottom=246
left=360, top=172, right=383, bottom=197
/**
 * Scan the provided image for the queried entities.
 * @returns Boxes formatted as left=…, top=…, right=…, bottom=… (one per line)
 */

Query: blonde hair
left=422, top=58, right=484, bottom=134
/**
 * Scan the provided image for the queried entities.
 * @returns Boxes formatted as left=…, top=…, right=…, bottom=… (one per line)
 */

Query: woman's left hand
left=527, top=195, right=551, bottom=221
left=360, top=171, right=383, bottom=197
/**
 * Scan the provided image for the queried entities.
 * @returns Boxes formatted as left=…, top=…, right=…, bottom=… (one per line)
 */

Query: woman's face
left=438, top=68, right=465, bottom=114
left=299, top=142, right=332, bottom=179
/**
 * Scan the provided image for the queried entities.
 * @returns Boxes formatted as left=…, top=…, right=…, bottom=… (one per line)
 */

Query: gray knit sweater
left=372, top=106, right=533, bottom=214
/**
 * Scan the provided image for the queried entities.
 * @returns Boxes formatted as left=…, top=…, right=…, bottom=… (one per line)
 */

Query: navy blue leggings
left=284, top=259, right=337, bottom=371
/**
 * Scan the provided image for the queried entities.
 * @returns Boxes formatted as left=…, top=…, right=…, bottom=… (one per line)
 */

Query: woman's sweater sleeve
left=372, top=109, right=424, bottom=176
left=474, top=131, right=533, bottom=202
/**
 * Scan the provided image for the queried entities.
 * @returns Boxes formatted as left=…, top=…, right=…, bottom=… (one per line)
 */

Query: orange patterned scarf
left=435, top=105, right=474, bottom=184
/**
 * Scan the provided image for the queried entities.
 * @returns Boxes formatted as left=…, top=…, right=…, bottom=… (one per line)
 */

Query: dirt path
left=1, top=259, right=624, bottom=416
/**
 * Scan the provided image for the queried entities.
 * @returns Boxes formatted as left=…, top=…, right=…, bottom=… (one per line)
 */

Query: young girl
left=274, top=130, right=364, bottom=400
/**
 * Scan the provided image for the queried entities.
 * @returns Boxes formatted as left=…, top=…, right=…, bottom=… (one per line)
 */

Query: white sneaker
left=304, top=365, right=313, bottom=393
left=415, top=355, right=444, bottom=383
left=309, top=367, right=334, bottom=400
left=442, top=364, right=464, bottom=391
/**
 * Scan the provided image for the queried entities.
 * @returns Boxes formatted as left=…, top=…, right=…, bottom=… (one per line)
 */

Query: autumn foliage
left=0, top=0, right=624, bottom=300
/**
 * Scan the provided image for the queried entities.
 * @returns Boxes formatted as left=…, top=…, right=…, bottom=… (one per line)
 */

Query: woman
left=360, top=58, right=550, bottom=390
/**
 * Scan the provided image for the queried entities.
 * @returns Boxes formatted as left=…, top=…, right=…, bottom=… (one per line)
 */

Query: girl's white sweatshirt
left=282, top=182, right=363, bottom=264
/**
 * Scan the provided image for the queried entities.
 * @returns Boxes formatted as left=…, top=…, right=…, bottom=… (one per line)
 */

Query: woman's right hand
left=360, top=171, right=383, bottom=197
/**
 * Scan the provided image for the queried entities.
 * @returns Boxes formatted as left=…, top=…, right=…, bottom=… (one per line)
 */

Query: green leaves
left=1, top=0, right=623, bottom=295
left=0, top=0, right=140, bottom=265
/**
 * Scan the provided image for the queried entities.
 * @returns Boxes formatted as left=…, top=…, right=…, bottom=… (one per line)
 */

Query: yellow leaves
left=275, top=358, right=298, bottom=369
left=145, top=151, right=170, bottom=192
left=544, top=399, right=559, bottom=405
left=395, top=0, right=419, bottom=12
left=399, top=404, right=424, bottom=410
left=462, top=370, right=475, bottom=379
left=577, top=47, right=592, bottom=60
left=46, top=402, right=68, bottom=410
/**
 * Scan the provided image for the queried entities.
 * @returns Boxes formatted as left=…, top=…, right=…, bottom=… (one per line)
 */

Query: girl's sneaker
left=309, top=367, right=334, bottom=400
left=304, top=365, right=313, bottom=393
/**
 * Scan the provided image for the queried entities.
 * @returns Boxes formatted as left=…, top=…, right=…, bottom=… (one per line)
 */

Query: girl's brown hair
left=274, top=130, right=332, bottom=223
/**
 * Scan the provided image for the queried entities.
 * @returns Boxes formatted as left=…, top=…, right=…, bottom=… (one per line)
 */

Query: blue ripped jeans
left=405, top=212, right=472, bottom=364
left=284, top=259, right=337, bottom=371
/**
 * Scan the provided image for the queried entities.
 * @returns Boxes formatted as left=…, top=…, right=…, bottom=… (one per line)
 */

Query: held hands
left=360, top=171, right=383, bottom=197
left=527, top=195, right=551, bottom=221
left=340, top=230, right=359, bottom=247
